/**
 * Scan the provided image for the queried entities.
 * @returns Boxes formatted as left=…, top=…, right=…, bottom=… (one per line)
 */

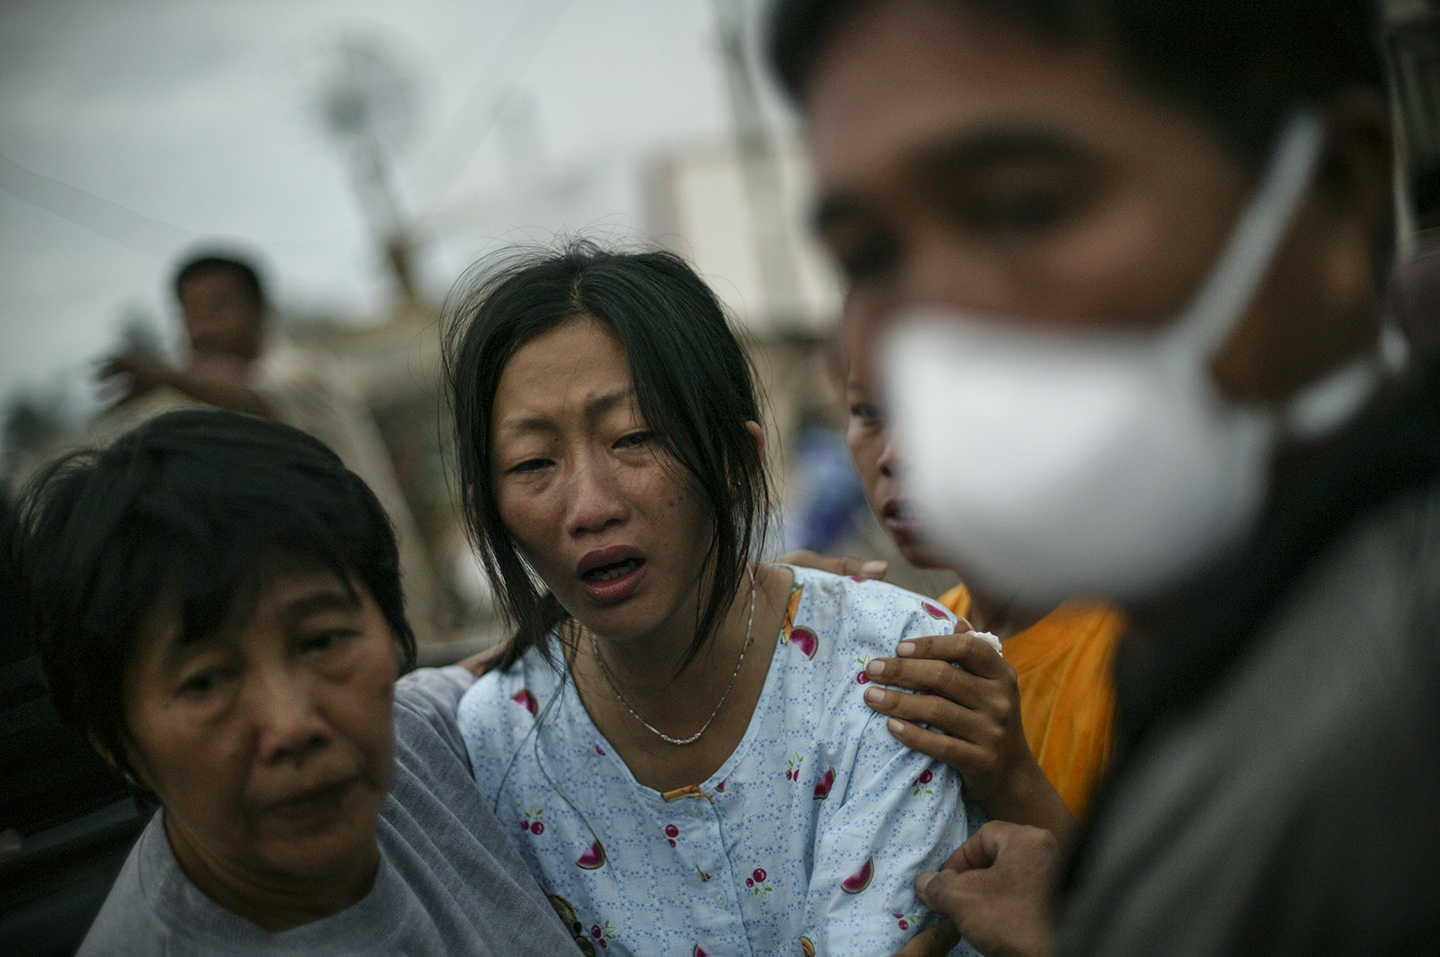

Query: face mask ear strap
left=1277, top=323, right=1410, bottom=440
left=1165, top=110, right=1327, bottom=360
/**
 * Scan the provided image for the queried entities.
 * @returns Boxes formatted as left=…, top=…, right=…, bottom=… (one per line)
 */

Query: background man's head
left=768, top=0, right=1393, bottom=405
left=173, top=253, right=268, bottom=361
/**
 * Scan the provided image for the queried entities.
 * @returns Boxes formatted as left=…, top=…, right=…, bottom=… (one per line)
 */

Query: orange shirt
left=940, top=585, right=1124, bottom=821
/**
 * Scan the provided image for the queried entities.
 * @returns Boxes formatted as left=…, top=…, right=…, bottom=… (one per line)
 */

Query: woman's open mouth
left=577, top=550, right=646, bottom=604
left=584, top=557, right=643, bottom=582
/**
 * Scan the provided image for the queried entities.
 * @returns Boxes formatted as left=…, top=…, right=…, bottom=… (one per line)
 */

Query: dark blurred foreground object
left=1391, top=234, right=1440, bottom=355
left=767, top=0, right=1439, bottom=952
left=0, top=497, right=146, bottom=957
left=1066, top=353, right=1440, bottom=954
left=1388, top=9, right=1440, bottom=355
left=1389, top=163, right=1440, bottom=355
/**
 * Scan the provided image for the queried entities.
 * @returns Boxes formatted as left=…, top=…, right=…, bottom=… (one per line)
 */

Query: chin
left=263, top=820, right=379, bottom=881
left=896, top=541, right=950, bottom=572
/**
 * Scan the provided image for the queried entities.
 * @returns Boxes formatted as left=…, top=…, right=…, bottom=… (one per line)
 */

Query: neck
left=165, top=813, right=379, bottom=932
left=964, top=590, right=1046, bottom=641
left=577, top=567, right=756, bottom=721
left=568, top=563, right=789, bottom=791
left=570, top=561, right=789, bottom=736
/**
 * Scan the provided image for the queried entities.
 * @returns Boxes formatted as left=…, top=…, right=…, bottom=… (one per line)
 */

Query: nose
left=876, top=431, right=899, bottom=479
left=247, top=665, right=330, bottom=766
left=563, top=450, right=630, bottom=537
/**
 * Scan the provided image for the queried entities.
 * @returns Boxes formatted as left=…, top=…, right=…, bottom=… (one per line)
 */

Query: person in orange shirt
left=844, top=362, right=1125, bottom=825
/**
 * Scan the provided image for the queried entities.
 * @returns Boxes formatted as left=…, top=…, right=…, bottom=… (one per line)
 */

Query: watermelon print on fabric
left=457, top=566, right=982, bottom=956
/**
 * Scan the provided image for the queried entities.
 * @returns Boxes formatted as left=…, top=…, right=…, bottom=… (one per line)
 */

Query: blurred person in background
left=843, top=354, right=1122, bottom=833
left=768, top=0, right=1439, bottom=955
left=96, top=251, right=443, bottom=643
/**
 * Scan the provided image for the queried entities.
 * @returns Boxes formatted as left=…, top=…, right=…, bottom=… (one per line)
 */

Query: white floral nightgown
left=457, top=566, right=982, bottom=957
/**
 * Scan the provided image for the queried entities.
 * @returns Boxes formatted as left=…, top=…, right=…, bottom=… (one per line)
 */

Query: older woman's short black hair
left=443, top=240, right=772, bottom=674
left=767, top=0, right=1384, bottom=170
left=10, top=409, right=415, bottom=784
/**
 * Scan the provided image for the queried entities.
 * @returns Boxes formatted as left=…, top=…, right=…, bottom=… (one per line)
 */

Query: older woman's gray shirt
left=77, top=666, right=579, bottom=956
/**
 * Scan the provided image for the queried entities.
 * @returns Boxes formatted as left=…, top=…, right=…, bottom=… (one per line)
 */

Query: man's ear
left=1313, top=91, right=1394, bottom=319
left=745, top=421, right=766, bottom=468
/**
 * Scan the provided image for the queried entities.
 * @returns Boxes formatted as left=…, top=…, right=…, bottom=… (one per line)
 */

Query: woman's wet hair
left=10, top=409, right=415, bottom=785
left=443, top=239, right=771, bottom=674
left=767, top=0, right=1385, bottom=171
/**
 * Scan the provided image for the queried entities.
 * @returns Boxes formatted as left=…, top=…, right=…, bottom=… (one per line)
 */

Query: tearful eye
left=508, top=457, right=553, bottom=475
left=178, top=668, right=230, bottom=698
left=302, top=630, right=356, bottom=654
left=614, top=431, right=657, bottom=450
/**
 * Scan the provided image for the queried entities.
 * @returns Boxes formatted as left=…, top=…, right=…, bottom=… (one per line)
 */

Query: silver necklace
left=589, top=568, right=756, bottom=747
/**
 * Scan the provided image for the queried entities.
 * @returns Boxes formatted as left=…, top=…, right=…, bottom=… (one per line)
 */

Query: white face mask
left=879, top=112, right=1391, bottom=607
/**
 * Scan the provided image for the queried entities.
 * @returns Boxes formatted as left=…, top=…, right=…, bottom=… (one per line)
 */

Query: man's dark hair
left=768, top=0, right=1385, bottom=169
left=443, top=240, right=771, bottom=675
left=10, top=410, right=415, bottom=784
left=173, top=253, right=266, bottom=307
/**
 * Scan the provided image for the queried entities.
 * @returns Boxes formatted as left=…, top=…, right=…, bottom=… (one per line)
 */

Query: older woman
left=445, top=242, right=980, bottom=956
left=12, top=410, right=577, bottom=956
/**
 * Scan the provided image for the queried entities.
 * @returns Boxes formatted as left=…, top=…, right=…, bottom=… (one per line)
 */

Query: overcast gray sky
left=0, top=0, right=782, bottom=415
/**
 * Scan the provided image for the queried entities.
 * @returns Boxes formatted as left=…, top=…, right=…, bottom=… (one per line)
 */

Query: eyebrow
left=813, top=125, right=1095, bottom=234
left=161, top=586, right=360, bottom=663
left=495, top=386, right=638, bottom=439
left=277, top=588, right=362, bottom=626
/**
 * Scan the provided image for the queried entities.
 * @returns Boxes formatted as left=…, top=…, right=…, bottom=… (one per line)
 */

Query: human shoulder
left=461, top=642, right=565, bottom=717
left=389, top=666, right=479, bottom=777
left=455, top=643, right=570, bottom=770
left=79, top=812, right=247, bottom=957
left=781, top=564, right=959, bottom=661
left=1063, top=478, right=1440, bottom=955
left=395, top=666, right=476, bottom=722
left=77, top=815, right=169, bottom=956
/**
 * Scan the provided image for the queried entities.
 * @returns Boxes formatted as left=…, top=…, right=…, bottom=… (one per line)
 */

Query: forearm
left=162, top=368, right=275, bottom=419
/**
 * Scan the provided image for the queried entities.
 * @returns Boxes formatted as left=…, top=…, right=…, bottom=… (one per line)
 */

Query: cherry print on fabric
left=786, top=752, right=804, bottom=781
left=746, top=867, right=773, bottom=897
left=521, top=806, right=546, bottom=835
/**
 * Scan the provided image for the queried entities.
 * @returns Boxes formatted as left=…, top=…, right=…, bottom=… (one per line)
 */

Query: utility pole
left=713, top=0, right=805, bottom=328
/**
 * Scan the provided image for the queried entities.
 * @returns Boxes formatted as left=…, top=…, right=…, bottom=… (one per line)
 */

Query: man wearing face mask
left=768, top=0, right=1440, bottom=955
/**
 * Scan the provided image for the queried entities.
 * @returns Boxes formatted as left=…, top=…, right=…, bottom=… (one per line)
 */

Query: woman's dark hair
left=10, top=409, right=415, bottom=785
left=767, top=0, right=1385, bottom=170
left=443, top=240, right=771, bottom=674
